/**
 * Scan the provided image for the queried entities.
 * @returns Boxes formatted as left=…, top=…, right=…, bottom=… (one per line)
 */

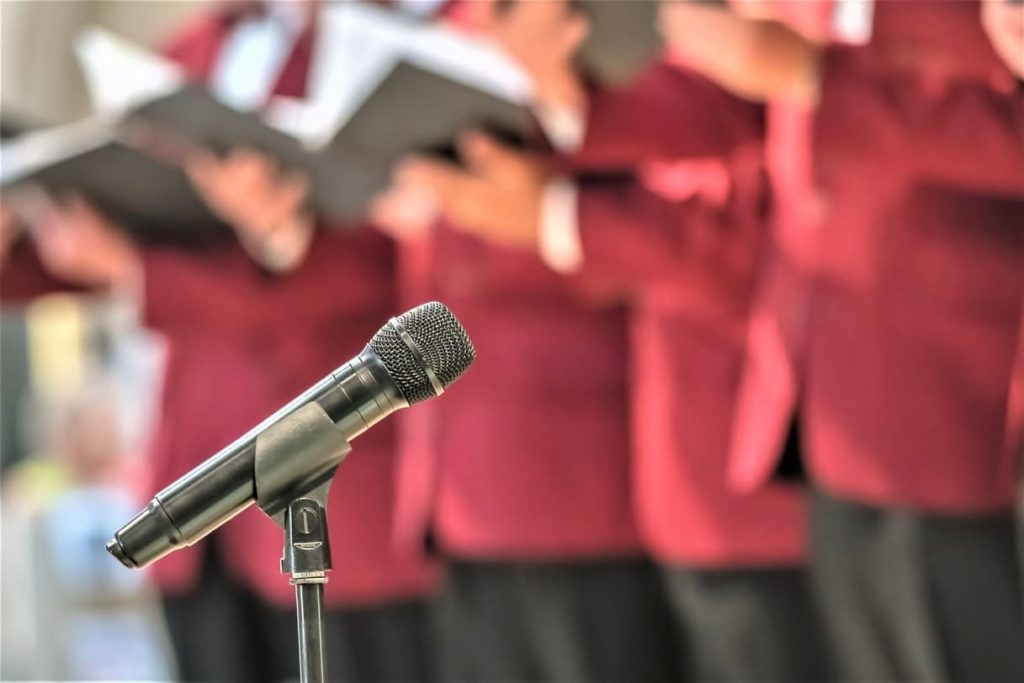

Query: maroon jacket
left=567, top=63, right=805, bottom=566
left=143, top=8, right=437, bottom=606
left=394, top=228, right=641, bottom=559
left=729, top=0, right=1024, bottom=513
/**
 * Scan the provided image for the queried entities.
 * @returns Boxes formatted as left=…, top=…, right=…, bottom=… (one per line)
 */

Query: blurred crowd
left=0, top=0, right=1022, bottom=682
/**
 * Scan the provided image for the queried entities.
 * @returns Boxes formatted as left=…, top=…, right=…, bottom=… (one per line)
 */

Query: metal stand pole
left=251, top=403, right=350, bottom=683
left=282, top=496, right=332, bottom=683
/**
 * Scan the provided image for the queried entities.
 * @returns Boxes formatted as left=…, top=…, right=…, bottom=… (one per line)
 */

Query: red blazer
left=569, top=63, right=764, bottom=170
left=729, top=0, right=1024, bottom=514
left=141, top=8, right=437, bottom=606
left=142, top=230, right=437, bottom=607
left=394, top=227, right=641, bottom=559
left=575, top=154, right=805, bottom=568
left=566, top=61, right=805, bottom=566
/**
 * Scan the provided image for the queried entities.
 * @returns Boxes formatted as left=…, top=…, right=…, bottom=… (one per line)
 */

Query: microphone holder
left=253, top=402, right=353, bottom=683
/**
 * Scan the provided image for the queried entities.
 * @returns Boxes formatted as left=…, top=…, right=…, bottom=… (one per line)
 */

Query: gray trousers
left=663, top=565, right=831, bottom=682
left=434, top=558, right=681, bottom=682
left=810, top=487, right=1024, bottom=682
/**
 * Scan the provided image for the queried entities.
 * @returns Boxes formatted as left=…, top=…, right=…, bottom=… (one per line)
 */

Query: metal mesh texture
left=368, top=302, right=476, bottom=405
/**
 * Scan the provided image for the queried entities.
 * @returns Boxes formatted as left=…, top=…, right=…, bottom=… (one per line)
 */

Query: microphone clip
left=252, top=400, right=349, bottom=683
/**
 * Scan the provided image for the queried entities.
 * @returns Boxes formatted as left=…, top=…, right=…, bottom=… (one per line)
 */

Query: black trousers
left=662, top=566, right=830, bottom=682
left=162, top=547, right=268, bottom=683
left=162, top=546, right=434, bottom=683
left=434, top=558, right=681, bottom=682
left=809, top=487, right=1024, bottom=682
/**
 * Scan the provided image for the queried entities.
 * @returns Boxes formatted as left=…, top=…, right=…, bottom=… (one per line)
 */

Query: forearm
left=660, top=3, right=821, bottom=105
left=539, top=175, right=709, bottom=290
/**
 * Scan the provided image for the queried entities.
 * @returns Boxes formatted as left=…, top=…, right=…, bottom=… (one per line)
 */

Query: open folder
left=1, top=7, right=533, bottom=245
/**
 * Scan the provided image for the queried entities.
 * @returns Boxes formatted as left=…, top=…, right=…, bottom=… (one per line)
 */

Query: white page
left=0, top=118, right=113, bottom=185
left=293, top=2, right=413, bottom=147
left=74, top=28, right=184, bottom=115
left=404, top=22, right=533, bottom=105
left=294, top=2, right=532, bottom=148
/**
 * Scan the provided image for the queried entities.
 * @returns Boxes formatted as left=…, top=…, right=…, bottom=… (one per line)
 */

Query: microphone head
left=368, top=302, right=476, bottom=404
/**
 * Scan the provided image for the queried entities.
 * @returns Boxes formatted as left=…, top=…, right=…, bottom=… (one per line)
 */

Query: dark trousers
left=810, top=487, right=1024, bottom=682
left=163, top=546, right=434, bottom=683
left=434, top=558, right=681, bottom=682
left=663, top=566, right=830, bottom=682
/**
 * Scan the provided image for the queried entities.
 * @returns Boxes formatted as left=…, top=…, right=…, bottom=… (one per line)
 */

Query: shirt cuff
left=537, top=178, right=583, bottom=275
left=532, top=102, right=586, bottom=153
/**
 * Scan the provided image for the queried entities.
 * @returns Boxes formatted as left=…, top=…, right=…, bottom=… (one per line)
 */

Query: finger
left=563, top=10, right=590, bottom=53
left=458, top=131, right=515, bottom=173
left=369, top=186, right=438, bottom=240
left=396, top=157, right=472, bottom=199
left=185, top=150, right=221, bottom=190
left=470, top=0, right=502, bottom=32
left=278, top=171, right=311, bottom=211
left=226, top=150, right=269, bottom=190
left=393, top=155, right=448, bottom=183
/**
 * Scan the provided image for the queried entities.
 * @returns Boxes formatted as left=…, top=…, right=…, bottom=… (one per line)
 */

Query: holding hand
left=16, top=192, right=141, bottom=289
left=187, top=148, right=314, bottom=270
left=376, top=132, right=547, bottom=251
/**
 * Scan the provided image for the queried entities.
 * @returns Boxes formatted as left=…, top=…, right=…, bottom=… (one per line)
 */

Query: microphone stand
left=282, top=495, right=331, bottom=683
left=252, top=402, right=353, bottom=683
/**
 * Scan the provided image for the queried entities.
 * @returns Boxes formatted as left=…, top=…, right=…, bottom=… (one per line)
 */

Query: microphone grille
left=368, top=302, right=476, bottom=404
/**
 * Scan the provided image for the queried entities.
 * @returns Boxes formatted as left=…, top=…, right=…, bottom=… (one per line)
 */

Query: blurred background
left=2, top=3, right=200, bottom=680
left=0, top=1, right=1022, bottom=682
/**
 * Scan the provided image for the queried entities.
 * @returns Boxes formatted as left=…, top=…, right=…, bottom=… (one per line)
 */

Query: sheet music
left=74, top=28, right=183, bottom=115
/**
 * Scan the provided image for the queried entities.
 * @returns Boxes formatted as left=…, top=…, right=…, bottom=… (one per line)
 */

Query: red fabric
left=144, top=9, right=437, bottom=605
left=389, top=36, right=663, bottom=565
left=399, top=229, right=640, bottom=559
left=574, top=143, right=804, bottom=567
left=561, top=62, right=804, bottom=567
left=729, top=0, right=1024, bottom=513
left=144, top=230, right=438, bottom=607
left=0, top=240, right=84, bottom=303
left=1007, top=307, right=1024, bottom=462
left=569, top=62, right=764, bottom=171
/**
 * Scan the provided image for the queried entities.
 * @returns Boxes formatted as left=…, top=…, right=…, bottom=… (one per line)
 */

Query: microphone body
left=106, top=301, right=476, bottom=570
left=108, top=349, right=406, bottom=569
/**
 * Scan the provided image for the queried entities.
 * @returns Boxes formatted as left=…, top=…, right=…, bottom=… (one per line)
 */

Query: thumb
left=459, top=132, right=516, bottom=175
left=562, top=10, right=590, bottom=55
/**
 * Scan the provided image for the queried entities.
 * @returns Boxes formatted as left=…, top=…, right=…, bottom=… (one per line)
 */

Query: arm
left=658, top=1, right=822, bottom=105
left=555, top=148, right=767, bottom=292
left=570, top=61, right=765, bottom=169
left=570, top=178, right=706, bottom=289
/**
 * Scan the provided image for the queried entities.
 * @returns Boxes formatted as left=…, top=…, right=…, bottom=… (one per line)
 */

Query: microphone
left=105, top=302, right=475, bottom=569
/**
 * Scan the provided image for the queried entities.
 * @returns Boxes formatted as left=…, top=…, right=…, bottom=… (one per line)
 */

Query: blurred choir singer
left=3, top=2, right=438, bottom=682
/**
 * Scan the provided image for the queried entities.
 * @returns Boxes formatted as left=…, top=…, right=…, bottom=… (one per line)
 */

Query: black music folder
left=2, top=15, right=531, bottom=245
